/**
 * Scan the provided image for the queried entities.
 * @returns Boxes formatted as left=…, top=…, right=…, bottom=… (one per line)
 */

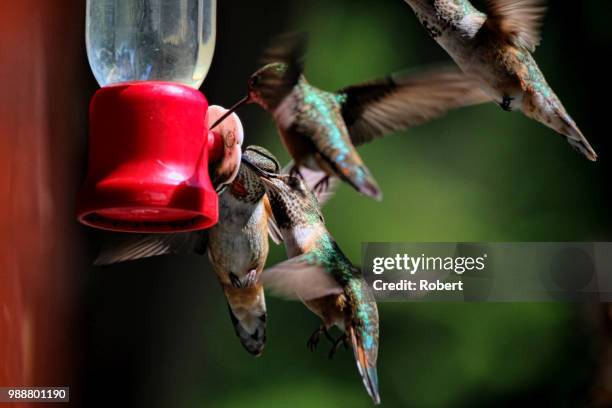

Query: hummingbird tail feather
left=523, top=90, right=597, bottom=161
left=316, top=150, right=382, bottom=201
left=555, top=110, right=597, bottom=162
left=339, top=164, right=383, bottom=201
left=224, top=283, right=267, bottom=356
left=355, top=175, right=383, bottom=202
left=350, top=327, right=381, bottom=405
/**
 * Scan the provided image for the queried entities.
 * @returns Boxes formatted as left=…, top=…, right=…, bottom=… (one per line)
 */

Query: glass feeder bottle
left=77, top=0, right=222, bottom=233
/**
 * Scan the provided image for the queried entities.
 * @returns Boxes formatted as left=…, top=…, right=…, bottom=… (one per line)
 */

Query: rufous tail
left=224, top=283, right=267, bottom=356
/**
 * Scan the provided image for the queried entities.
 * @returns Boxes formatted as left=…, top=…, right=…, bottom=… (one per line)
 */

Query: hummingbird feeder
left=77, top=0, right=223, bottom=233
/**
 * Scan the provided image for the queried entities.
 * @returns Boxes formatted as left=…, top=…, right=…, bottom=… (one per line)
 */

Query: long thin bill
left=210, top=95, right=250, bottom=130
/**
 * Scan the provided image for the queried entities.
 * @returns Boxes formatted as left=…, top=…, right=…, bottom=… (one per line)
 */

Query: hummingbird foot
left=229, top=270, right=258, bottom=288
left=313, top=175, right=330, bottom=195
left=500, top=95, right=514, bottom=112
left=307, top=325, right=334, bottom=352
left=328, top=333, right=349, bottom=360
left=289, top=165, right=304, bottom=181
left=243, top=269, right=258, bottom=287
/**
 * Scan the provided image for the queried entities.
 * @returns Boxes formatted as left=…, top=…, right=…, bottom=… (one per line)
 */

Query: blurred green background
left=83, top=1, right=612, bottom=407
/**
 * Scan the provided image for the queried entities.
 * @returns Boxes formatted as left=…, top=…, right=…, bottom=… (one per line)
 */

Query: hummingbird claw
left=228, top=270, right=257, bottom=288
left=307, top=325, right=333, bottom=352
left=322, top=326, right=334, bottom=343
left=328, top=333, right=348, bottom=360
left=313, top=175, right=330, bottom=195
left=229, top=273, right=242, bottom=288
left=289, top=165, right=304, bottom=181
left=500, top=95, right=514, bottom=112
left=306, top=329, right=320, bottom=352
left=244, top=269, right=257, bottom=288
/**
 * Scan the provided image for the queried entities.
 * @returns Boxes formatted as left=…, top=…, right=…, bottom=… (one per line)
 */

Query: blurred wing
left=281, top=161, right=340, bottom=206
left=94, top=232, right=207, bottom=266
left=337, top=66, right=490, bottom=146
left=259, top=32, right=308, bottom=91
left=263, top=194, right=283, bottom=245
left=485, top=0, right=547, bottom=51
left=262, top=255, right=344, bottom=301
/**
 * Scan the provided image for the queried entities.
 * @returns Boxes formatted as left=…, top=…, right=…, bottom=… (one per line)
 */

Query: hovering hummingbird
left=243, top=160, right=381, bottom=404
left=95, top=145, right=282, bottom=357
left=403, top=0, right=597, bottom=161
left=213, top=33, right=488, bottom=200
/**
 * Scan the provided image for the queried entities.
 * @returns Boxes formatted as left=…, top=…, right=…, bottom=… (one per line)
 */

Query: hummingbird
left=213, top=32, right=489, bottom=200
left=403, top=0, right=597, bottom=161
left=243, top=160, right=380, bottom=404
left=95, top=145, right=282, bottom=357
left=206, top=145, right=281, bottom=356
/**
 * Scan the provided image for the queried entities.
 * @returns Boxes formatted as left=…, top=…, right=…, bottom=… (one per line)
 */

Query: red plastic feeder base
left=77, top=81, right=221, bottom=233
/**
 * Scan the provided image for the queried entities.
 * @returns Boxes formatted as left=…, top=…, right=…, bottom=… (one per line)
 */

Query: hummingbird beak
left=210, top=95, right=251, bottom=130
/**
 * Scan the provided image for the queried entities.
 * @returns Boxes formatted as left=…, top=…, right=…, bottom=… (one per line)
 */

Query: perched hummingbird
left=213, top=33, right=488, bottom=200
left=206, top=145, right=281, bottom=356
left=403, top=0, right=597, bottom=161
left=244, top=162, right=381, bottom=404
left=95, top=145, right=282, bottom=357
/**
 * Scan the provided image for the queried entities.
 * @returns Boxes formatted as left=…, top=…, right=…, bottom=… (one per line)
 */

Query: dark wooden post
left=0, top=1, right=91, bottom=405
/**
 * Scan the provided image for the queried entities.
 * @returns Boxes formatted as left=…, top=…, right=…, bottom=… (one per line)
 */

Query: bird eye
left=249, top=76, right=259, bottom=87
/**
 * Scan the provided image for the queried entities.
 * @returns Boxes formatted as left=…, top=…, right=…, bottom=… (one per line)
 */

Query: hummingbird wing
left=337, top=66, right=490, bottom=146
left=258, top=32, right=308, bottom=94
left=263, top=194, right=283, bottom=245
left=484, top=0, right=547, bottom=52
left=94, top=231, right=207, bottom=266
left=262, top=254, right=344, bottom=301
